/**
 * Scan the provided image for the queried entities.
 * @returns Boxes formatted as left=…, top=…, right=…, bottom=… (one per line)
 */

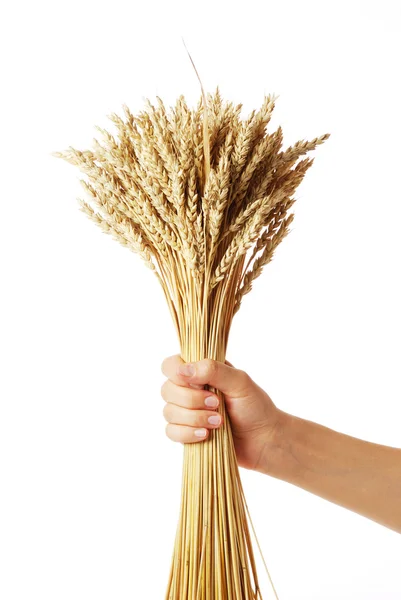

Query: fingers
left=161, top=354, right=204, bottom=390
left=161, top=379, right=219, bottom=410
left=165, top=423, right=210, bottom=444
left=161, top=355, right=185, bottom=386
left=163, top=402, right=223, bottom=430
left=162, top=354, right=252, bottom=398
left=161, top=370, right=223, bottom=444
left=160, top=354, right=252, bottom=446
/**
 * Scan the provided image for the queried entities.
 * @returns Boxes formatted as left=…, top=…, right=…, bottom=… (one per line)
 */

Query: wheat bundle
left=53, top=85, right=329, bottom=598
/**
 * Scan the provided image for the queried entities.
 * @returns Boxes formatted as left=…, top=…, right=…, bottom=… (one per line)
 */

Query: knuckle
left=160, top=380, right=168, bottom=400
left=162, top=403, right=172, bottom=422
left=237, top=369, right=251, bottom=388
left=161, top=354, right=178, bottom=377
left=203, top=358, right=217, bottom=378
left=165, top=423, right=181, bottom=443
left=161, top=357, right=168, bottom=376
left=165, top=423, right=172, bottom=439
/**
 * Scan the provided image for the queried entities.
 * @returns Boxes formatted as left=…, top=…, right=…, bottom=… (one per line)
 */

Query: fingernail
left=208, top=415, right=221, bottom=426
left=178, top=363, right=195, bottom=377
left=194, top=428, right=207, bottom=437
left=205, top=396, right=219, bottom=408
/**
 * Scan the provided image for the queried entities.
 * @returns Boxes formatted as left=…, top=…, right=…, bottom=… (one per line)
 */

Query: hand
left=161, top=356, right=401, bottom=533
left=161, top=354, right=286, bottom=474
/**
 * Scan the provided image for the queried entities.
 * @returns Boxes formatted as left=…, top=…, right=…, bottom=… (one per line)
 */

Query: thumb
left=177, top=359, right=252, bottom=398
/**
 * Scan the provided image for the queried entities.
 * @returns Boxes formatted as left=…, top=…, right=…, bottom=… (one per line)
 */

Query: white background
left=1, top=0, right=400, bottom=598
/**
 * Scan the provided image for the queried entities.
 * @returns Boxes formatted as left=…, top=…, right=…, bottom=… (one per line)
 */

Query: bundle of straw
left=53, top=86, right=329, bottom=598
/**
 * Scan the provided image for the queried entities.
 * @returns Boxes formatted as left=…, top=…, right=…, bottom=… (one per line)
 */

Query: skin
left=161, top=355, right=401, bottom=534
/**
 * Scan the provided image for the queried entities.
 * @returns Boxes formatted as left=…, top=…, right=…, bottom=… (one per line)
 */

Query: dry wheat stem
left=53, top=86, right=329, bottom=599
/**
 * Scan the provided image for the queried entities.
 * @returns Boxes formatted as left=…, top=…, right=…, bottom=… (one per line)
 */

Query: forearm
left=263, top=410, right=401, bottom=533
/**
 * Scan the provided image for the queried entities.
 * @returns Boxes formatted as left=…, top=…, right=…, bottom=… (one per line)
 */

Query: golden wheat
left=53, top=86, right=329, bottom=599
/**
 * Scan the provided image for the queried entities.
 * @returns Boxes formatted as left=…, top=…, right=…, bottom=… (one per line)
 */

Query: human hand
left=161, top=355, right=287, bottom=475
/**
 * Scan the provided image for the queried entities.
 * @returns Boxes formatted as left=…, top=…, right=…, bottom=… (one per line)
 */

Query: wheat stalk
left=52, top=86, right=329, bottom=599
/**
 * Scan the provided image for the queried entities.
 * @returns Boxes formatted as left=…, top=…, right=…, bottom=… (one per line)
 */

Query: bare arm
left=260, top=410, right=401, bottom=533
left=161, top=355, right=401, bottom=533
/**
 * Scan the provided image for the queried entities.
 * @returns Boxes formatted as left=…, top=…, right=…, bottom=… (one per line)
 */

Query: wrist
left=256, top=409, right=306, bottom=483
